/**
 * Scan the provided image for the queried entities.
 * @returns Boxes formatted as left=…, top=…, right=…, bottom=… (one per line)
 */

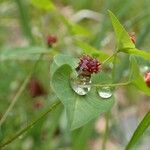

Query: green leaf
left=71, top=24, right=91, bottom=36
left=125, top=111, right=150, bottom=150
left=0, top=46, right=50, bottom=60
left=50, top=54, right=78, bottom=78
left=15, top=0, right=34, bottom=44
left=129, top=56, right=150, bottom=96
left=72, top=121, right=94, bottom=150
left=121, top=48, right=150, bottom=61
left=59, top=15, right=91, bottom=36
left=51, top=64, right=115, bottom=130
left=108, top=10, right=135, bottom=50
left=31, top=0, right=55, bottom=11
left=76, top=41, right=109, bottom=61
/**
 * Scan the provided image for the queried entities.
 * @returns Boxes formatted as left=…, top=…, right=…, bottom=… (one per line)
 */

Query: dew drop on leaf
left=140, top=65, right=149, bottom=74
left=98, top=86, right=112, bottom=99
left=70, top=75, right=91, bottom=96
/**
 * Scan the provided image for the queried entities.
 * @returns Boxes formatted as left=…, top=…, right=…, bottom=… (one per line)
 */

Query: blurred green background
left=0, top=0, right=150, bottom=149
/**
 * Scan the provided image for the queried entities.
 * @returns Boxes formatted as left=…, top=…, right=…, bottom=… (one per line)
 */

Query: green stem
left=92, top=81, right=131, bottom=87
left=102, top=112, right=110, bottom=150
left=0, top=101, right=61, bottom=149
left=0, top=74, right=30, bottom=127
left=15, top=0, right=34, bottom=44
left=0, top=55, right=42, bottom=127
left=102, top=52, right=118, bottom=67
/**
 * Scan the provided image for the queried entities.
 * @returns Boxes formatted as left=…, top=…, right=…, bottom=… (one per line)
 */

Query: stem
left=102, top=112, right=110, bottom=150
left=112, top=53, right=117, bottom=82
left=102, top=52, right=118, bottom=67
left=0, top=101, right=61, bottom=149
left=0, top=75, right=30, bottom=126
left=92, top=81, right=131, bottom=87
left=0, top=55, right=42, bottom=127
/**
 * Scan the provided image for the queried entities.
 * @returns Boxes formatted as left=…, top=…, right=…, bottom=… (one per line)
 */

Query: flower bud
left=47, top=35, right=57, bottom=47
left=128, top=32, right=136, bottom=44
left=76, top=55, right=101, bottom=76
left=27, top=78, right=45, bottom=98
left=144, top=72, right=150, bottom=87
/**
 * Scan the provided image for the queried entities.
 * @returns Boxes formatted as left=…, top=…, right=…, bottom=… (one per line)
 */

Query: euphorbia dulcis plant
left=1, top=10, right=150, bottom=150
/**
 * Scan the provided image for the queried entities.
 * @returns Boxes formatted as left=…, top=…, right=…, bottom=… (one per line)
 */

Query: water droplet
left=140, top=65, right=149, bottom=74
left=70, top=75, right=91, bottom=96
left=98, top=87, right=112, bottom=99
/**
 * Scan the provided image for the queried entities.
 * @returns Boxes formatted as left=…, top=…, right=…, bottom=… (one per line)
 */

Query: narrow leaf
left=130, top=56, right=150, bottom=96
left=31, top=0, right=55, bottom=11
left=125, top=111, right=150, bottom=150
left=108, top=10, right=135, bottom=49
left=0, top=46, right=50, bottom=60
left=122, top=48, right=150, bottom=61
left=76, top=41, right=109, bottom=61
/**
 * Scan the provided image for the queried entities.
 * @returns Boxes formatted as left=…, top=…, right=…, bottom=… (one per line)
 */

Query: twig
left=92, top=81, right=131, bottom=87
left=0, top=55, right=42, bottom=127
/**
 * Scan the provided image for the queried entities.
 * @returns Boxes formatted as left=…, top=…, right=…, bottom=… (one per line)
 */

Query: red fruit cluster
left=144, top=72, right=150, bottom=87
left=28, top=78, right=45, bottom=98
left=76, top=55, right=101, bottom=76
left=47, top=35, right=57, bottom=47
left=128, top=32, right=136, bottom=44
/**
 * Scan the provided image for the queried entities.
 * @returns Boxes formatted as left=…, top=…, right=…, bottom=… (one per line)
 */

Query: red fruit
left=47, top=35, right=57, bottom=47
left=144, top=72, right=150, bottom=87
left=76, top=55, right=101, bottom=76
left=28, top=78, right=45, bottom=98
left=128, top=32, right=136, bottom=44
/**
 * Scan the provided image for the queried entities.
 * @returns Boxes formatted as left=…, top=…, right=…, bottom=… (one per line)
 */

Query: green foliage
left=122, top=48, right=150, bottom=61
left=31, top=0, right=55, bottom=11
left=109, top=10, right=150, bottom=61
left=108, top=10, right=135, bottom=50
left=129, top=56, right=150, bottom=96
left=51, top=62, right=114, bottom=130
left=125, top=111, right=150, bottom=150
left=76, top=41, right=109, bottom=61
left=59, top=15, right=91, bottom=36
left=50, top=54, right=78, bottom=78
left=1, top=0, right=150, bottom=149
left=15, top=0, right=34, bottom=44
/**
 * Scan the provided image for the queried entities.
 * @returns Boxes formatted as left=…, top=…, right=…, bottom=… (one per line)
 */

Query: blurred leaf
left=71, top=23, right=91, bottom=36
left=130, top=56, right=150, bottom=96
left=15, top=0, right=34, bottom=44
left=0, top=46, right=50, bottom=60
left=59, top=15, right=91, bottom=36
left=31, top=0, right=55, bottom=11
left=125, top=111, right=150, bottom=150
left=72, top=121, right=94, bottom=150
left=76, top=41, right=109, bottom=61
left=51, top=63, right=114, bottom=130
left=108, top=10, right=135, bottom=50
left=121, top=48, right=150, bottom=61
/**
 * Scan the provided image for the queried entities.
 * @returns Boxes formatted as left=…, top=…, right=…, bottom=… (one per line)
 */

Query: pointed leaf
left=108, top=10, right=135, bottom=50
left=130, top=56, right=150, bottom=96
left=125, top=111, right=150, bottom=150
left=121, top=48, right=150, bottom=61
left=0, top=46, right=50, bottom=60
